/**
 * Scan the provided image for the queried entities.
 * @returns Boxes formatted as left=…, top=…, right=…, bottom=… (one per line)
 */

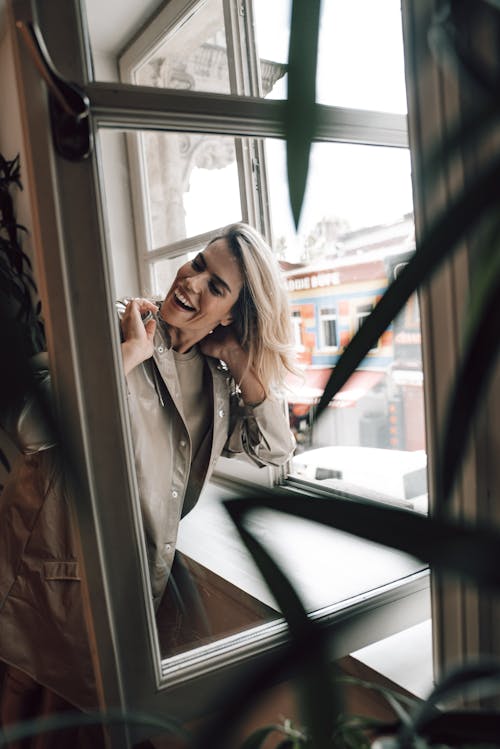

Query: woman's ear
left=219, top=313, right=234, bottom=327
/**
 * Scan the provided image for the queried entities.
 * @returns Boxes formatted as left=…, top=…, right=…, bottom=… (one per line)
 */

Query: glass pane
left=151, top=254, right=189, bottom=300
left=87, top=0, right=406, bottom=112
left=99, top=127, right=427, bottom=667
left=98, top=130, right=281, bottom=659
left=133, top=0, right=229, bottom=93
left=140, top=131, right=242, bottom=249
left=263, top=139, right=427, bottom=513
left=253, top=0, right=408, bottom=112
left=87, top=0, right=231, bottom=90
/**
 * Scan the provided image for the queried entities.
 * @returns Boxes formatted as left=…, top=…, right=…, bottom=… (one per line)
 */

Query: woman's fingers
left=123, top=300, right=151, bottom=340
left=143, top=317, right=157, bottom=341
left=125, top=297, right=157, bottom=315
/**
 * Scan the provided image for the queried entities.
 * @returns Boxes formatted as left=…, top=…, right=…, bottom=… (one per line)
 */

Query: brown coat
left=0, top=450, right=98, bottom=710
left=0, top=341, right=294, bottom=710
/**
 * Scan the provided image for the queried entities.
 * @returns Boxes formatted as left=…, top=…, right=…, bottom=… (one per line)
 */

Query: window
left=10, top=0, right=432, bottom=726
left=119, top=1, right=427, bottom=513
left=356, top=304, right=373, bottom=332
left=355, top=303, right=379, bottom=353
left=319, top=307, right=338, bottom=349
left=105, top=0, right=429, bottom=662
left=291, top=309, right=303, bottom=350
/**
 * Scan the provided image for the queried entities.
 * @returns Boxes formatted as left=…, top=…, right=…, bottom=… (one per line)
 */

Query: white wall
left=90, top=49, right=141, bottom=299
left=98, top=129, right=141, bottom=299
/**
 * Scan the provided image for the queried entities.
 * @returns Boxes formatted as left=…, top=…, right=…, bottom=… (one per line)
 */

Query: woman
left=120, top=223, right=296, bottom=608
left=0, top=223, right=296, bottom=735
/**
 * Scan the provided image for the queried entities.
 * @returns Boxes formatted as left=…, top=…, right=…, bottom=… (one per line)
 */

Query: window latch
left=16, top=20, right=92, bottom=161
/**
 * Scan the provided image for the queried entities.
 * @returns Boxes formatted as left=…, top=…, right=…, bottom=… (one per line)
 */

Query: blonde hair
left=209, top=223, right=297, bottom=397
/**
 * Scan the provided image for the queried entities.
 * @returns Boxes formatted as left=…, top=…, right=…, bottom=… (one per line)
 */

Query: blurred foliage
left=0, top=153, right=45, bottom=356
left=1, top=0, right=500, bottom=746
left=233, top=0, right=500, bottom=746
left=0, top=152, right=46, bottom=487
left=285, top=0, right=321, bottom=228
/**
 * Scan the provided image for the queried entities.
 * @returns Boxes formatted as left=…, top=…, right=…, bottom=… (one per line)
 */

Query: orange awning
left=288, top=369, right=385, bottom=409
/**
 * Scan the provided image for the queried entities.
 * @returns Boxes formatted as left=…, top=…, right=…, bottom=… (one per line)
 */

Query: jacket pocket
left=43, top=561, right=81, bottom=581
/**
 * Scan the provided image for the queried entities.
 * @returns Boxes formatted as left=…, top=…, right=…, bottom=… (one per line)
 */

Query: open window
left=9, top=0, right=431, bottom=740
left=116, top=0, right=429, bottom=514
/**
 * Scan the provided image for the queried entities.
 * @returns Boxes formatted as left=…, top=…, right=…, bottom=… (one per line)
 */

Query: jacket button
left=180, top=440, right=186, bottom=447
left=218, top=409, right=224, bottom=418
left=171, top=490, right=178, bottom=498
left=157, top=346, right=164, bottom=353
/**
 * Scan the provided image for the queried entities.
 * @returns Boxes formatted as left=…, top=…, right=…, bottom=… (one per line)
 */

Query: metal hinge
left=16, top=20, right=92, bottom=161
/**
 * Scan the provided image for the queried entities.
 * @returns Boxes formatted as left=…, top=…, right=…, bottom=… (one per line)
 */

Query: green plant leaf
left=285, top=0, right=321, bottom=228
left=225, top=503, right=337, bottom=749
left=337, top=676, right=417, bottom=716
left=312, top=154, right=500, bottom=423
left=191, top=624, right=345, bottom=749
left=275, top=740, right=296, bottom=749
left=0, top=708, right=189, bottom=747
left=223, top=491, right=500, bottom=593
left=240, top=725, right=283, bottom=749
left=338, top=713, right=398, bottom=738
left=0, top=449, right=10, bottom=473
left=415, top=711, right=500, bottom=745
left=192, top=504, right=342, bottom=749
left=409, top=659, right=500, bottom=738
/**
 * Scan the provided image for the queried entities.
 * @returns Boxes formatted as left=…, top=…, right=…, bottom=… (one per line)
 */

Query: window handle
left=16, top=20, right=92, bottom=160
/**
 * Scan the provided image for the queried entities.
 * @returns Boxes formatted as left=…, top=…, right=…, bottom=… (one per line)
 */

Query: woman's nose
left=185, top=273, right=204, bottom=293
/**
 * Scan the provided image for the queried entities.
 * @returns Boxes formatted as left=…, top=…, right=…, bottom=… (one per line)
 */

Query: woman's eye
left=209, top=281, right=222, bottom=296
left=191, top=257, right=202, bottom=270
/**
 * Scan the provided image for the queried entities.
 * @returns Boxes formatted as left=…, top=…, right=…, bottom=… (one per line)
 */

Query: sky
left=183, top=0, right=414, bottom=261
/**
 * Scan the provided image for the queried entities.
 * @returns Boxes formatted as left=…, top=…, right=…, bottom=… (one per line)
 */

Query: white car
left=291, top=445, right=428, bottom=512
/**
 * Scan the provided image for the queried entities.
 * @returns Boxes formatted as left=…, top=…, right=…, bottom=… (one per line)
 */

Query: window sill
left=178, top=477, right=429, bottom=619
left=352, top=619, right=433, bottom=699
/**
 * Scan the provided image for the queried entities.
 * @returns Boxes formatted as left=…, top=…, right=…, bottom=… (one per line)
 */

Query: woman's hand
left=121, top=298, right=157, bottom=376
left=199, top=325, right=243, bottom=363
left=200, top=326, right=265, bottom=405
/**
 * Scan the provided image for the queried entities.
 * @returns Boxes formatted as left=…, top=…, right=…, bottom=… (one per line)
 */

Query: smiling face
left=159, top=238, right=244, bottom=348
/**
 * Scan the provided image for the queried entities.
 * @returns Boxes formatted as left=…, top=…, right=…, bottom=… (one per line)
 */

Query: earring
left=209, top=330, right=213, bottom=334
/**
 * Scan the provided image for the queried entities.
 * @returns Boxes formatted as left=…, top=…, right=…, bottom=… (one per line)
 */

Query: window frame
left=402, top=0, right=500, bottom=683
left=118, top=0, right=272, bottom=299
left=319, top=305, right=339, bottom=350
left=290, top=308, right=304, bottom=351
left=355, top=302, right=379, bottom=351
left=116, top=0, right=411, bottom=491
left=9, top=0, right=432, bottom=741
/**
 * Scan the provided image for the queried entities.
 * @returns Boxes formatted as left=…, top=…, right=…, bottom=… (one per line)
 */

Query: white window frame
left=402, top=0, right=500, bottom=684
left=8, top=0, right=436, bottom=743
left=290, top=309, right=303, bottom=351
left=319, top=305, right=339, bottom=350
left=117, top=0, right=412, bottom=491
left=119, top=0, right=271, bottom=299
left=355, top=303, right=373, bottom=332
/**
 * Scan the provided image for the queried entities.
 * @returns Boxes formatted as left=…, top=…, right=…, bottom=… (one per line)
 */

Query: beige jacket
left=129, top=322, right=296, bottom=606
left=0, top=329, right=294, bottom=709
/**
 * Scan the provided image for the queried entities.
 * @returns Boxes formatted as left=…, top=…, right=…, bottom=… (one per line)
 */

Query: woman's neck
left=165, top=324, right=204, bottom=354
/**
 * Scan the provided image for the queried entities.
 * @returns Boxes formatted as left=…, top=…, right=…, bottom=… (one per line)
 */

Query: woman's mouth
left=173, top=288, right=196, bottom=311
